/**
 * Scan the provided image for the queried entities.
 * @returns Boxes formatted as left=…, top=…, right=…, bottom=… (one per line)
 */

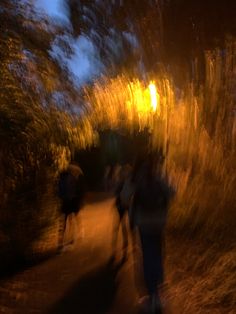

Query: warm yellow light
left=149, top=82, right=159, bottom=112
left=88, top=77, right=164, bottom=131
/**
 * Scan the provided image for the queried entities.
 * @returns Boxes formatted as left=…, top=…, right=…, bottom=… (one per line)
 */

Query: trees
left=0, top=0, right=97, bottom=268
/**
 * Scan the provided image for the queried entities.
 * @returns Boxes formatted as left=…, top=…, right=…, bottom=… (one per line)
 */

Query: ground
left=0, top=194, right=234, bottom=313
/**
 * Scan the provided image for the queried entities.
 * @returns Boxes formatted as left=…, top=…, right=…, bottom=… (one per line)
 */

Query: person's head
left=68, top=162, right=83, bottom=178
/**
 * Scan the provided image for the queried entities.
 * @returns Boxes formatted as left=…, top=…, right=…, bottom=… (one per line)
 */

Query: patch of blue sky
left=19, top=0, right=70, bottom=26
left=34, top=0, right=70, bottom=25
left=50, top=34, right=104, bottom=87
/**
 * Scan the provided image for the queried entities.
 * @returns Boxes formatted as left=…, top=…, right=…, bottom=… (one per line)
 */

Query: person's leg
left=111, top=205, right=121, bottom=259
left=131, top=229, right=147, bottom=302
left=67, top=214, right=74, bottom=244
left=73, top=203, right=85, bottom=241
left=58, top=211, right=67, bottom=251
left=70, top=198, right=83, bottom=243
left=121, top=213, right=129, bottom=260
left=139, top=231, right=163, bottom=313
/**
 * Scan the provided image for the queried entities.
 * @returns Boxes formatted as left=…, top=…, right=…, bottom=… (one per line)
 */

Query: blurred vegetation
left=0, top=3, right=235, bottom=300
left=0, top=1, right=97, bottom=271
left=84, top=37, right=236, bottom=243
left=165, top=42, right=236, bottom=241
left=77, top=0, right=236, bottom=243
left=83, top=39, right=236, bottom=312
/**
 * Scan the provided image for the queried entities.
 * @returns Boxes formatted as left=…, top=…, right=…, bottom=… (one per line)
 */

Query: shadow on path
left=0, top=192, right=112, bottom=281
left=85, top=192, right=114, bottom=205
left=48, top=259, right=123, bottom=314
left=0, top=249, right=58, bottom=281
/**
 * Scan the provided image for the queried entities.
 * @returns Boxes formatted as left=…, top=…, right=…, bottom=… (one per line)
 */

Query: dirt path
left=0, top=195, right=178, bottom=314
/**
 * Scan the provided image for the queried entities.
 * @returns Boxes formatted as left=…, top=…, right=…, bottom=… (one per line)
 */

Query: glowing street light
left=149, top=82, right=160, bottom=114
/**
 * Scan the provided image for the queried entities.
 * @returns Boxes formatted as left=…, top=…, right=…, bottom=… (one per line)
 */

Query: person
left=130, top=152, right=174, bottom=313
left=112, top=163, right=122, bottom=191
left=113, top=164, right=134, bottom=261
left=58, top=162, right=86, bottom=251
left=104, top=165, right=112, bottom=191
left=104, top=163, right=122, bottom=192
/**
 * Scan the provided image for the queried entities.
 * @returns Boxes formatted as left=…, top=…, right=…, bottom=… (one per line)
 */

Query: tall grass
left=166, top=40, right=236, bottom=241
left=164, top=50, right=236, bottom=312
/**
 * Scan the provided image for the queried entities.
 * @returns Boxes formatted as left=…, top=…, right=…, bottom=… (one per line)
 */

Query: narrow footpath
left=0, top=194, right=178, bottom=314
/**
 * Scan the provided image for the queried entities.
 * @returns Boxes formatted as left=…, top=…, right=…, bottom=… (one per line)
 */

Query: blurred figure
left=104, top=165, right=112, bottom=191
left=113, top=164, right=134, bottom=261
left=112, top=163, right=122, bottom=190
left=58, top=162, right=86, bottom=251
left=130, top=152, right=174, bottom=314
left=104, top=163, right=122, bottom=192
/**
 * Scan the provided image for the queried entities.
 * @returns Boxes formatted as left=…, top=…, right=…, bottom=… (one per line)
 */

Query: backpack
left=131, top=177, right=173, bottom=232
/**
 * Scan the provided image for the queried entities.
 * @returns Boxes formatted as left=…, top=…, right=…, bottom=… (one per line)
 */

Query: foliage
left=84, top=38, right=236, bottom=242
left=84, top=39, right=236, bottom=312
left=166, top=40, right=236, bottom=241
left=0, top=1, right=97, bottom=267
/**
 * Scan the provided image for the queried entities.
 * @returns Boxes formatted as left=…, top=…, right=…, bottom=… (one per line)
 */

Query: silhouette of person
left=130, top=152, right=174, bottom=313
left=58, top=162, right=86, bottom=251
left=113, top=164, right=134, bottom=261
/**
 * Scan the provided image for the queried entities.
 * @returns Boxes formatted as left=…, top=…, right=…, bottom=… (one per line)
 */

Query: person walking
left=58, top=162, right=86, bottom=251
left=113, top=164, right=134, bottom=261
left=130, top=153, right=174, bottom=313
